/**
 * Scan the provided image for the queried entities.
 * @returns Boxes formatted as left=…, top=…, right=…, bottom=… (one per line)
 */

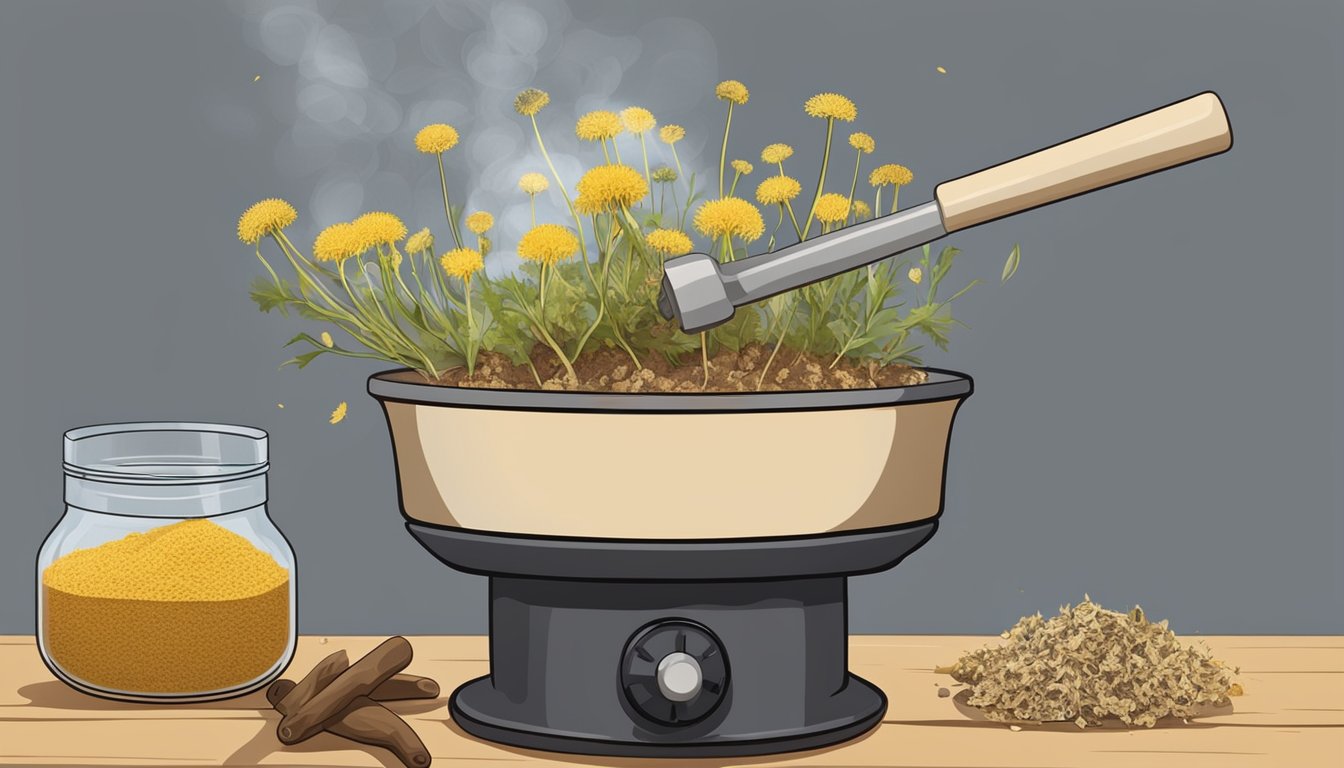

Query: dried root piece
left=279, top=636, right=413, bottom=744
left=938, top=597, right=1240, bottom=728
left=269, top=679, right=430, bottom=768
left=267, top=638, right=436, bottom=768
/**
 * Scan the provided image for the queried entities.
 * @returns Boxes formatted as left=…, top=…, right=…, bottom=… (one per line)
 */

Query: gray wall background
left=1, top=0, right=1340, bottom=635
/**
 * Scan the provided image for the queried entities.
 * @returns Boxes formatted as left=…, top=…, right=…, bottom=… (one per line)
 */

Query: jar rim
left=64, top=422, right=268, bottom=482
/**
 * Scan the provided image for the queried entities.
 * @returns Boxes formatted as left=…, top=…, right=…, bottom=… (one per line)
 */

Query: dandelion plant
left=240, top=81, right=1017, bottom=390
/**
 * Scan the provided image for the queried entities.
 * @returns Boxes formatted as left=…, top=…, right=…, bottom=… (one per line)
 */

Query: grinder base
left=408, top=520, right=937, bottom=757
left=451, top=670, right=886, bottom=757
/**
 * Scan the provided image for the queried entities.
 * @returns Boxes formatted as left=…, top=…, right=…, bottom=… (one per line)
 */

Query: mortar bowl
left=367, top=368, right=972, bottom=541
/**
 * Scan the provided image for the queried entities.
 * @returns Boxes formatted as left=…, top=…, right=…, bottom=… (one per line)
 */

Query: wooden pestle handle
left=935, top=92, right=1231, bottom=232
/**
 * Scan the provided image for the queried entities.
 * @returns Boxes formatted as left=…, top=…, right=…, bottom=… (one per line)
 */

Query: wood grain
left=1, top=636, right=1339, bottom=767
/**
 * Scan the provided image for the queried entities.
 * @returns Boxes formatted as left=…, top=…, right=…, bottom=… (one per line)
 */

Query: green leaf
left=826, top=318, right=855, bottom=346
left=250, top=277, right=292, bottom=315
left=931, top=245, right=961, bottom=294
left=283, top=332, right=324, bottom=349
left=280, top=349, right=327, bottom=369
left=1002, top=243, right=1021, bottom=284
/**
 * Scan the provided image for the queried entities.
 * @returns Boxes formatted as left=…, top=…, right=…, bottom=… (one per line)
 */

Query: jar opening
left=64, top=422, right=268, bottom=482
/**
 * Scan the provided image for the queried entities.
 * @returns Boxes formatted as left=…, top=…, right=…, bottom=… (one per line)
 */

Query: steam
left=225, top=0, right=719, bottom=275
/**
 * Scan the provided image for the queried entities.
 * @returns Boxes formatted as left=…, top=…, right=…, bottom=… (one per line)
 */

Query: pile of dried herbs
left=937, top=597, right=1240, bottom=728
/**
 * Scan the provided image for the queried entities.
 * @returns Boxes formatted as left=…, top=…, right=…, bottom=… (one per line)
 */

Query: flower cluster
left=241, top=79, right=1007, bottom=390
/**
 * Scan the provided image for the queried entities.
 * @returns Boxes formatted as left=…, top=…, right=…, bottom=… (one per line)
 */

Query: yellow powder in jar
left=42, top=519, right=290, bottom=694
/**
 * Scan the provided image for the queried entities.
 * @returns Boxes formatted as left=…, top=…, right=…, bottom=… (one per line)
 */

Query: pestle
left=658, top=92, right=1231, bottom=333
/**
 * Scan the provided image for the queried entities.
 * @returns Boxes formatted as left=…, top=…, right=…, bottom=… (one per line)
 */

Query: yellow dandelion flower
left=814, top=193, right=851, bottom=224
left=415, top=123, right=459, bottom=154
left=352, top=211, right=407, bottom=249
left=651, top=166, right=678, bottom=183
left=518, top=172, right=549, bottom=195
left=329, top=401, right=348, bottom=424
left=804, top=92, right=858, bottom=122
left=312, top=222, right=364, bottom=263
left=853, top=200, right=872, bottom=219
left=574, top=164, right=647, bottom=214
left=517, top=224, right=580, bottom=266
left=870, top=163, right=914, bottom=187
left=466, top=211, right=494, bottom=235
left=908, top=266, right=923, bottom=285
left=575, top=110, right=623, bottom=142
left=694, top=197, right=765, bottom=243
left=659, top=124, right=685, bottom=144
left=440, top=247, right=484, bottom=280
left=405, top=227, right=434, bottom=255
left=760, top=143, right=794, bottom=164
left=715, top=79, right=749, bottom=105
left=620, top=106, right=656, bottom=134
left=755, top=175, right=802, bottom=205
left=237, top=198, right=297, bottom=244
left=514, top=88, right=550, bottom=116
left=645, top=228, right=694, bottom=257
left=849, top=131, right=875, bottom=153
left=320, top=331, right=334, bottom=348
left=731, top=159, right=753, bottom=176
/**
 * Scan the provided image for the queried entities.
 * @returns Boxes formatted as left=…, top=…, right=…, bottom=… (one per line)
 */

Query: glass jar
left=37, top=422, right=296, bottom=702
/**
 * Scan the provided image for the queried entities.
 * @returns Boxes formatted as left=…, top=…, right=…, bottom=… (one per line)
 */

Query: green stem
left=846, top=149, right=862, bottom=226
left=891, top=186, right=900, bottom=215
left=638, top=133, right=652, bottom=198
left=729, top=170, right=742, bottom=198
left=700, top=331, right=710, bottom=388
left=875, top=187, right=882, bottom=219
left=255, top=247, right=282, bottom=286
left=529, top=115, right=590, bottom=265
left=802, top=118, right=836, bottom=239
left=529, top=194, right=536, bottom=226
left=601, top=140, right=612, bottom=164
left=465, top=279, right=474, bottom=335
left=532, top=317, right=576, bottom=383
left=671, top=144, right=687, bottom=192
left=757, top=300, right=800, bottom=390
left=272, top=232, right=354, bottom=318
left=606, top=211, right=644, bottom=369
left=785, top=201, right=804, bottom=241
left=718, top=103, right=734, bottom=197
left=768, top=205, right=784, bottom=252
left=427, top=245, right=452, bottom=312
left=339, top=260, right=419, bottom=366
left=539, top=263, right=547, bottom=314
left=437, top=155, right=464, bottom=249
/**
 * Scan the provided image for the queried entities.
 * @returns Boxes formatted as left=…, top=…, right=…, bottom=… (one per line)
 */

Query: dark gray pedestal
left=407, top=520, right=937, bottom=757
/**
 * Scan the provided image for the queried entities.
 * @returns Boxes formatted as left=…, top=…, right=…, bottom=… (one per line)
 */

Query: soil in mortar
left=409, top=344, right=928, bottom=392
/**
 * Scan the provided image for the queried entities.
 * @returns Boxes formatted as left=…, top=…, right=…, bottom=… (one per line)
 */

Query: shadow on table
left=225, top=717, right=406, bottom=768
left=223, top=698, right=447, bottom=767
left=433, top=714, right=881, bottom=768
left=17, top=680, right=444, bottom=715
left=877, top=688, right=1240, bottom=732
left=16, top=680, right=271, bottom=711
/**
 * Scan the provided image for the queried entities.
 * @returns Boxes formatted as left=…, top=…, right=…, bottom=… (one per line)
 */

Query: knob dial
left=656, top=652, right=702, bottom=702
left=620, top=619, right=729, bottom=726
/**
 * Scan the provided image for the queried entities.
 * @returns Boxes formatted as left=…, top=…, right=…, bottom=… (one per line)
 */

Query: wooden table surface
left=2, top=635, right=1341, bottom=767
